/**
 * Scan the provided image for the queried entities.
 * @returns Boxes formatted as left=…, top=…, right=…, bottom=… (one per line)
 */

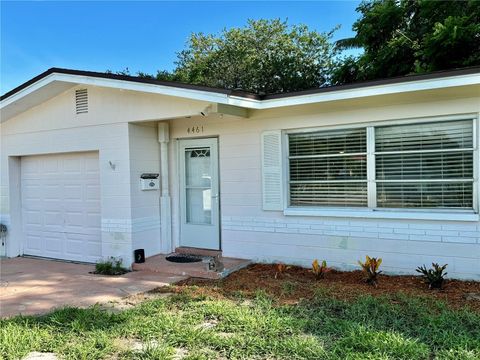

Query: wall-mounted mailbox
left=140, top=173, right=159, bottom=190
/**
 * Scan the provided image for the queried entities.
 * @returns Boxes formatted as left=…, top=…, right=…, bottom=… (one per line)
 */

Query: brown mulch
left=170, top=264, right=480, bottom=311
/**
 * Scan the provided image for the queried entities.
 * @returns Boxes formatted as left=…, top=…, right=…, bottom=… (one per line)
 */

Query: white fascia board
left=0, top=73, right=58, bottom=109
left=0, top=73, right=232, bottom=111
left=253, top=73, right=480, bottom=109
left=53, top=73, right=233, bottom=104
left=2, top=72, right=479, bottom=112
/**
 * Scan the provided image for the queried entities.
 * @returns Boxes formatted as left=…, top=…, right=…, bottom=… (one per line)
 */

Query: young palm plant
left=416, top=263, right=448, bottom=289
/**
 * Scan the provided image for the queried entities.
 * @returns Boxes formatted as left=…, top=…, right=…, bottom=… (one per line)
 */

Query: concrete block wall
left=1, top=84, right=211, bottom=265
left=128, top=123, right=162, bottom=257
left=221, top=216, right=480, bottom=279
left=169, top=94, right=480, bottom=280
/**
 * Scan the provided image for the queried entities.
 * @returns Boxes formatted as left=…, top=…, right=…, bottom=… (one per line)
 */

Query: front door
left=179, top=138, right=220, bottom=250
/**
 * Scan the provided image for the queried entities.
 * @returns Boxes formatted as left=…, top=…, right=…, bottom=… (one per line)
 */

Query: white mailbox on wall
left=140, top=173, right=160, bottom=191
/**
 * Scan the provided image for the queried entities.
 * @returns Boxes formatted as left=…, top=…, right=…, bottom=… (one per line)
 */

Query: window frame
left=283, top=114, right=479, bottom=221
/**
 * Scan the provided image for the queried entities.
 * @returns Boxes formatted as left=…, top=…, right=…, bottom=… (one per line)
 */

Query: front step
left=132, top=254, right=251, bottom=280
left=175, top=247, right=222, bottom=257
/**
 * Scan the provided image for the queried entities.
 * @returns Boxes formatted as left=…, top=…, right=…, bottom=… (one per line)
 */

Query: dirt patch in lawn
left=171, top=264, right=480, bottom=311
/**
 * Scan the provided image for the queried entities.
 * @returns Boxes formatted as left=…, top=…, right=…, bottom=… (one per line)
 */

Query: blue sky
left=1, top=1, right=361, bottom=94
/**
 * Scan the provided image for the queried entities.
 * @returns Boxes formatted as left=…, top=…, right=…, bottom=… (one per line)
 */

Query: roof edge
left=2, top=65, right=480, bottom=103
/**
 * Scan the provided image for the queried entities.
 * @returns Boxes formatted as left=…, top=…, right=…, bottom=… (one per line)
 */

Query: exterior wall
left=2, top=80, right=479, bottom=278
left=0, top=85, right=209, bottom=265
left=128, top=123, right=161, bottom=257
left=169, top=90, right=480, bottom=279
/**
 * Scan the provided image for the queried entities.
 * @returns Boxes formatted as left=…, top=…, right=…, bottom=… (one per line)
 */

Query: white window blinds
left=375, top=120, right=474, bottom=209
left=286, top=118, right=476, bottom=211
left=288, top=128, right=367, bottom=207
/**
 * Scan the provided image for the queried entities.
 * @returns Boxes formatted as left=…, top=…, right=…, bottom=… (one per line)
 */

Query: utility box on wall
left=140, top=173, right=159, bottom=190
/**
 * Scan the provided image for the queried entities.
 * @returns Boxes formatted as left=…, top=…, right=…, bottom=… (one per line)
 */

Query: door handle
left=212, top=194, right=219, bottom=199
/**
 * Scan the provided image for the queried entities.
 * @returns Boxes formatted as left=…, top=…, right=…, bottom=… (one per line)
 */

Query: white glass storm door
left=179, top=138, right=220, bottom=250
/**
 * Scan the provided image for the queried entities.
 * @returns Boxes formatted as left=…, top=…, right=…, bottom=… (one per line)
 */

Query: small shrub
left=275, top=262, right=288, bottom=279
left=312, top=259, right=330, bottom=279
left=94, top=257, right=128, bottom=275
left=358, top=256, right=382, bottom=286
left=416, top=263, right=448, bottom=289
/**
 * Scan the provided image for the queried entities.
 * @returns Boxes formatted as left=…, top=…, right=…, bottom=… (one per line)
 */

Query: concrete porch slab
left=0, top=257, right=186, bottom=318
left=132, top=254, right=251, bottom=279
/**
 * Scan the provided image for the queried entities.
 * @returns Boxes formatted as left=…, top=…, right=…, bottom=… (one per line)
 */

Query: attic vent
left=75, top=89, right=88, bottom=114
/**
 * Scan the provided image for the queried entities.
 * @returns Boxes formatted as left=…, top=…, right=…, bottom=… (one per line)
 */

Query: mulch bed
left=172, top=264, right=480, bottom=311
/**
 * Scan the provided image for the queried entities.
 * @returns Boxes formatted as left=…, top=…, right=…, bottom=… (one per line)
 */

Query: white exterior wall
left=1, top=80, right=479, bottom=279
left=128, top=123, right=161, bottom=257
left=169, top=90, right=480, bottom=279
left=0, top=85, right=209, bottom=265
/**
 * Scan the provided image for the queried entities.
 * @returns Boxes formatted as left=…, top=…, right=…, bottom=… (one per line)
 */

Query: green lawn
left=1, top=285, right=479, bottom=360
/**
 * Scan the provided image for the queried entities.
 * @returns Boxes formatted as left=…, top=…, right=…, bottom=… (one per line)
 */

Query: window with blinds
left=286, top=118, right=476, bottom=211
left=375, top=120, right=474, bottom=209
left=288, top=128, right=368, bottom=207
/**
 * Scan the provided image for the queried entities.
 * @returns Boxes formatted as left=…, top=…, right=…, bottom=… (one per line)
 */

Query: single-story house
left=1, top=67, right=479, bottom=279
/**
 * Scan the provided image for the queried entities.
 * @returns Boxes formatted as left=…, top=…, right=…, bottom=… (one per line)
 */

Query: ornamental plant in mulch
left=93, top=257, right=128, bottom=275
left=177, top=263, right=480, bottom=311
left=416, top=263, right=448, bottom=289
left=358, top=256, right=382, bottom=287
left=311, top=259, right=330, bottom=279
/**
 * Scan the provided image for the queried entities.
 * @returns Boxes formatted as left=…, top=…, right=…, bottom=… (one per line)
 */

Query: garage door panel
left=21, top=158, right=41, bottom=177
left=86, top=184, right=100, bottom=200
left=85, top=158, right=100, bottom=173
left=64, top=157, right=83, bottom=174
left=24, top=232, right=45, bottom=253
left=64, top=211, right=84, bottom=227
left=43, top=211, right=63, bottom=231
left=44, top=232, right=64, bottom=256
left=24, top=210, right=43, bottom=225
left=43, top=157, right=60, bottom=175
left=64, top=184, right=83, bottom=200
left=22, top=152, right=101, bottom=262
left=43, top=184, right=62, bottom=200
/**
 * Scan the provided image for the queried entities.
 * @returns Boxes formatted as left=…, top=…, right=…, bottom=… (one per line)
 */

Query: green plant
left=274, top=262, right=288, bottom=279
left=312, top=259, right=330, bottom=279
left=94, top=257, right=128, bottom=275
left=358, top=256, right=382, bottom=286
left=416, top=263, right=448, bottom=289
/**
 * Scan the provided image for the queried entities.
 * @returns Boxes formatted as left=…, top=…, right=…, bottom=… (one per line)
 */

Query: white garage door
left=21, top=152, right=101, bottom=262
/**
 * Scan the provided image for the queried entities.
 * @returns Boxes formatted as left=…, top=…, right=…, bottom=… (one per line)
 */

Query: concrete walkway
left=0, top=257, right=186, bottom=318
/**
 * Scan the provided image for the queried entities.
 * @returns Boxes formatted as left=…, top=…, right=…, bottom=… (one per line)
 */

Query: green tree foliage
left=149, top=19, right=337, bottom=95
left=333, top=0, right=480, bottom=84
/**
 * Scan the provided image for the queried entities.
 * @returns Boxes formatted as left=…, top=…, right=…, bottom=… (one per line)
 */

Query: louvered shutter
left=262, top=130, right=284, bottom=210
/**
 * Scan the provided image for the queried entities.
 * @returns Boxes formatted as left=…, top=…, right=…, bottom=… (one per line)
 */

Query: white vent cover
left=75, top=89, right=88, bottom=114
left=261, top=130, right=284, bottom=210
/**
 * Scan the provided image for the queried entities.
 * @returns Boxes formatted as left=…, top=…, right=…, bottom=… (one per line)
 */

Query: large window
left=287, top=118, right=476, bottom=211
left=288, top=128, right=367, bottom=207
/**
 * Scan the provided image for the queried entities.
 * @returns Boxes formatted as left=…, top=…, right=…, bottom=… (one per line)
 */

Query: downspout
left=158, top=122, right=172, bottom=253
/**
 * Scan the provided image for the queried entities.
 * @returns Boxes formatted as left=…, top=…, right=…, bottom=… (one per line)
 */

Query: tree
left=149, top=19, right=337, bottom=95
left=333, top=0, right=480, bottom=84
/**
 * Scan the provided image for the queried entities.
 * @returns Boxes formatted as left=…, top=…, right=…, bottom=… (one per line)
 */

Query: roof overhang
left=1, top=67, right=479, bottom=122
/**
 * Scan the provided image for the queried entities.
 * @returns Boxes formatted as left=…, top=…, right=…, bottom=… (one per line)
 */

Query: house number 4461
left=187, top=126, right=204, bottom=134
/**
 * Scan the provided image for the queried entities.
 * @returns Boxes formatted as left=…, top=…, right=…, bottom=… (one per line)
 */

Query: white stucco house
left=1, top=67, right=479, bottom=279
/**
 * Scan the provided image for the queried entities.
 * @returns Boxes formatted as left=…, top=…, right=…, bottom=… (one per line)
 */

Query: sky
left=1, top=1, right=361, bottom=94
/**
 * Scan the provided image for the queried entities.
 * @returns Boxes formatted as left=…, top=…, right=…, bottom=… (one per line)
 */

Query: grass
left=1, top=286, right=479, bottom=360
left=93, top=257, right=128, bottom=276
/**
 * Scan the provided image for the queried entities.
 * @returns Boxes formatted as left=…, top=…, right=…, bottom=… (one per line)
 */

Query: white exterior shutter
left=262, top=130, right=284, bottom=210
